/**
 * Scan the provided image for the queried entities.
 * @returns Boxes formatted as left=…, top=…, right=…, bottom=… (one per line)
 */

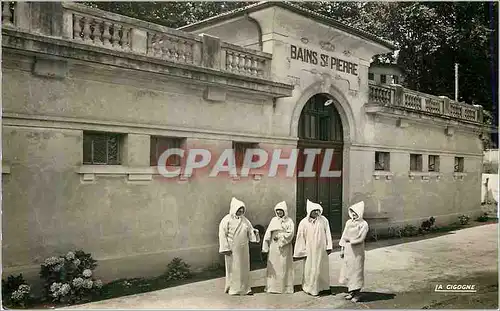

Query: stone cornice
left=350, top=143, right=483, bottom=158
left=2, top=28, right=293, bottom=99
left=365, top=104, right=484, bottom=135
left=2, top=112, right=299, bottom=146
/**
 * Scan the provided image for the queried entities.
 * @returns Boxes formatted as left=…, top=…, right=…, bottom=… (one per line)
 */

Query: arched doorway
left=296, top=93, right=344, bottom=235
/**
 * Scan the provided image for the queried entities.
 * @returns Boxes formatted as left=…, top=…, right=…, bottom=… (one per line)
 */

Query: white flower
left=11, top=290, right=24, bottom=301
left=50, top=283, right=61, bottom=297
left=66, top=251, right=75, bottom=260
left=94, top=279, right=103, bottom=289
left=53, top=264, right=63, bottom=272
left=18, top=284, right=30, bottom=294
left=59, top=283, right=71, bottom=296
left=72, top=277, right=84, bottom=288
left=73, top=259, right=81, bottom=266
left=50, top=282, right=61, bottom=293
left=82, top=269, right=92, bottom=278
left=44, top=256, right=59, bottom=266
left=82, top=279, right=93, bottom=289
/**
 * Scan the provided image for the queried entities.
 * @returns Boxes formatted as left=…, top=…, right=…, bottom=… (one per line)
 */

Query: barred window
left=454, top=157, right=464, bottom=173
left=83, top=132, right=122, bottom=165
left=150, top=136, right=185, bottom=166
left=410, top=154, right=423, bottom=172
left=428, top=155, right=440, bottom=172
left=380, top=74, right=387, bottom=84
left=233, top=142, right=259, bottom=168
left=368, top=72, right=374, bottom=81
left=393, top=75, right=399, bottom=84
left=375, top=151, right=390, bottom=171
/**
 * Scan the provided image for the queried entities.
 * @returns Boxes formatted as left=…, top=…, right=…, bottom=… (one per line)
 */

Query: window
left=375, top=151, right=390, bottom=171
left=233, top=142, right=259, bottom=168
left=380, top=74, right=387, bottom=84
left=298, top=94, right=343, bottom=142
left=393, top=75, right=399, bottom=84
left=150, top=136, right=185, bottom=166
left=454, top=157, right=464, bottom=173
left=368, top=72, right=374, bottom=81
left=428, top=155, right=440, bottom=172
left=410, top=154, right=423, bottom=171
left=83, top=132, right=123, bottom=165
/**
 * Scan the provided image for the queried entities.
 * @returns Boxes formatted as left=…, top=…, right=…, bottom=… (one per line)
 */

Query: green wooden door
left=296, top=94, right=343, bottom=236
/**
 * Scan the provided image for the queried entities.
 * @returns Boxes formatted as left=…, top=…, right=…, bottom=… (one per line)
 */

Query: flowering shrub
left=2, top=274, right=31, bottom=307
left=163, top=258, right=191, bottom=281
left=401, top=224, right=419, bottom=237
left=458, top=215, right=470, bottom=225
left=40, top=250, right=102, bottom=304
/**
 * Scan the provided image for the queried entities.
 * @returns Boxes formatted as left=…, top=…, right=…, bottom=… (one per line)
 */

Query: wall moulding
left=76, top=165, right=192, bottom=183
left=372, top=171, right=393, bottom=180
left=349, top=144, right=483, bottom=158
left=2, top=112, right=299, bottom=146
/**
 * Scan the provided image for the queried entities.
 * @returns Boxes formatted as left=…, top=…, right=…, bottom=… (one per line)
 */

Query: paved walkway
left=66, top=223, right=498, bottom=309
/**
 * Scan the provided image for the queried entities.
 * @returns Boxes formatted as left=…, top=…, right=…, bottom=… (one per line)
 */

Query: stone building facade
left=2, top=2, right=485, bottom=283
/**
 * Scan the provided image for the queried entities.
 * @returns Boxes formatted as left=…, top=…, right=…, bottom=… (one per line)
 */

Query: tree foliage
left=85, top=1, right=498, bottom=143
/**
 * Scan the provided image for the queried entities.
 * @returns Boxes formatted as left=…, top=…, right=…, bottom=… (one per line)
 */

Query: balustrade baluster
left=82, top=17, right=92, bottom=42
left=231, top=53, right=238, bottom=72
left=226, top=53, right=233, bottom=71
left=112, top=24, right=121, bottom=48
left=250, top=58, right=257, bottom=76
left=165, top=37, right=174, bottom=59
left=121, top=27, right=130, bottom=50
left=244, top=56, right=251, bottom=74
left=152, top=34, right=161, bottom=57
left=73, top=15, right=82, bottom=41
left=2, top=3, right=12, bottom=26
left=92, top=19, right=102, bottom=45
left=102, top=22, right=112, bottom=46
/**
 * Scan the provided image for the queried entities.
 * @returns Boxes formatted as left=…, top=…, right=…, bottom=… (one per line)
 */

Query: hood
left=229, top=197, right=245, bottom=217
left=306, top=199, right=323, bottom=218
left=348, top=201, right=365, bottom=220
left=274, top=201, right=288, bottom=218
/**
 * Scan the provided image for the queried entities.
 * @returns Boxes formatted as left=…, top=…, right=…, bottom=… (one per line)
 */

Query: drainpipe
left=245, top=13, right=263, bottom=51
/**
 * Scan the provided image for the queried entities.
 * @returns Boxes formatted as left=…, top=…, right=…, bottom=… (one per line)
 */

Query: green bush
left=401, top=224, right=419, bottom=237
left=2, top=274, right=31, bottom=308
left=388, top=226, right=403, bottom=238
left=40, top=250, right=102, bottom=304
left=476, top=213, right=490, bottom=222
left=163, top=258, right=192, bottom=281
left=458, top=215, right=470, bottom=225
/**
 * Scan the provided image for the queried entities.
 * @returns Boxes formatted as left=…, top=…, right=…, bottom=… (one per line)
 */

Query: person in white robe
left=338, top=201, right=369, bottom=302
left=262, top=201, right=295, bottom=294
left=293, top=199, right=333, bottom=296
left=218, top=197, right=260, bottom=295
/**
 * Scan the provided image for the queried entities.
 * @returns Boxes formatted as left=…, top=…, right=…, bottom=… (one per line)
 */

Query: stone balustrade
left=368, top=82, right=483, bottom=124
left=221, top=43, right=271, bottom=79
left=1, top=2, right=272, bottom=80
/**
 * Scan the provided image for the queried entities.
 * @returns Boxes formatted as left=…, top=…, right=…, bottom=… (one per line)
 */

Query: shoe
left=351, top=295, right=360, bottom=302
left=344, top=294, right=353, bottom=300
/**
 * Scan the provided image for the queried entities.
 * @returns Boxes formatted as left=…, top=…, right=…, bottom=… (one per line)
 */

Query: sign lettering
left=290, top=44, right=358, bottom=76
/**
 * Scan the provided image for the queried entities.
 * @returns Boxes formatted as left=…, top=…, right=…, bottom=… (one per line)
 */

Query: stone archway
left=293, top=83, right=355, bottom=236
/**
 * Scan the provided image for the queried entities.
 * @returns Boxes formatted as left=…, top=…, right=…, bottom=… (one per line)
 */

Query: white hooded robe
left=218, top=197, right=260, bottom=295
left=262, top=201, right=295, bottom=294
left=293, top=200, right=333, bottom=296
left=339, top=201, right=369, bottom=292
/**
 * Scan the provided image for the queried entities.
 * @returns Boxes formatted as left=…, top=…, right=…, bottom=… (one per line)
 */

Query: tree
left=84, top=1, right=498, bottom=143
